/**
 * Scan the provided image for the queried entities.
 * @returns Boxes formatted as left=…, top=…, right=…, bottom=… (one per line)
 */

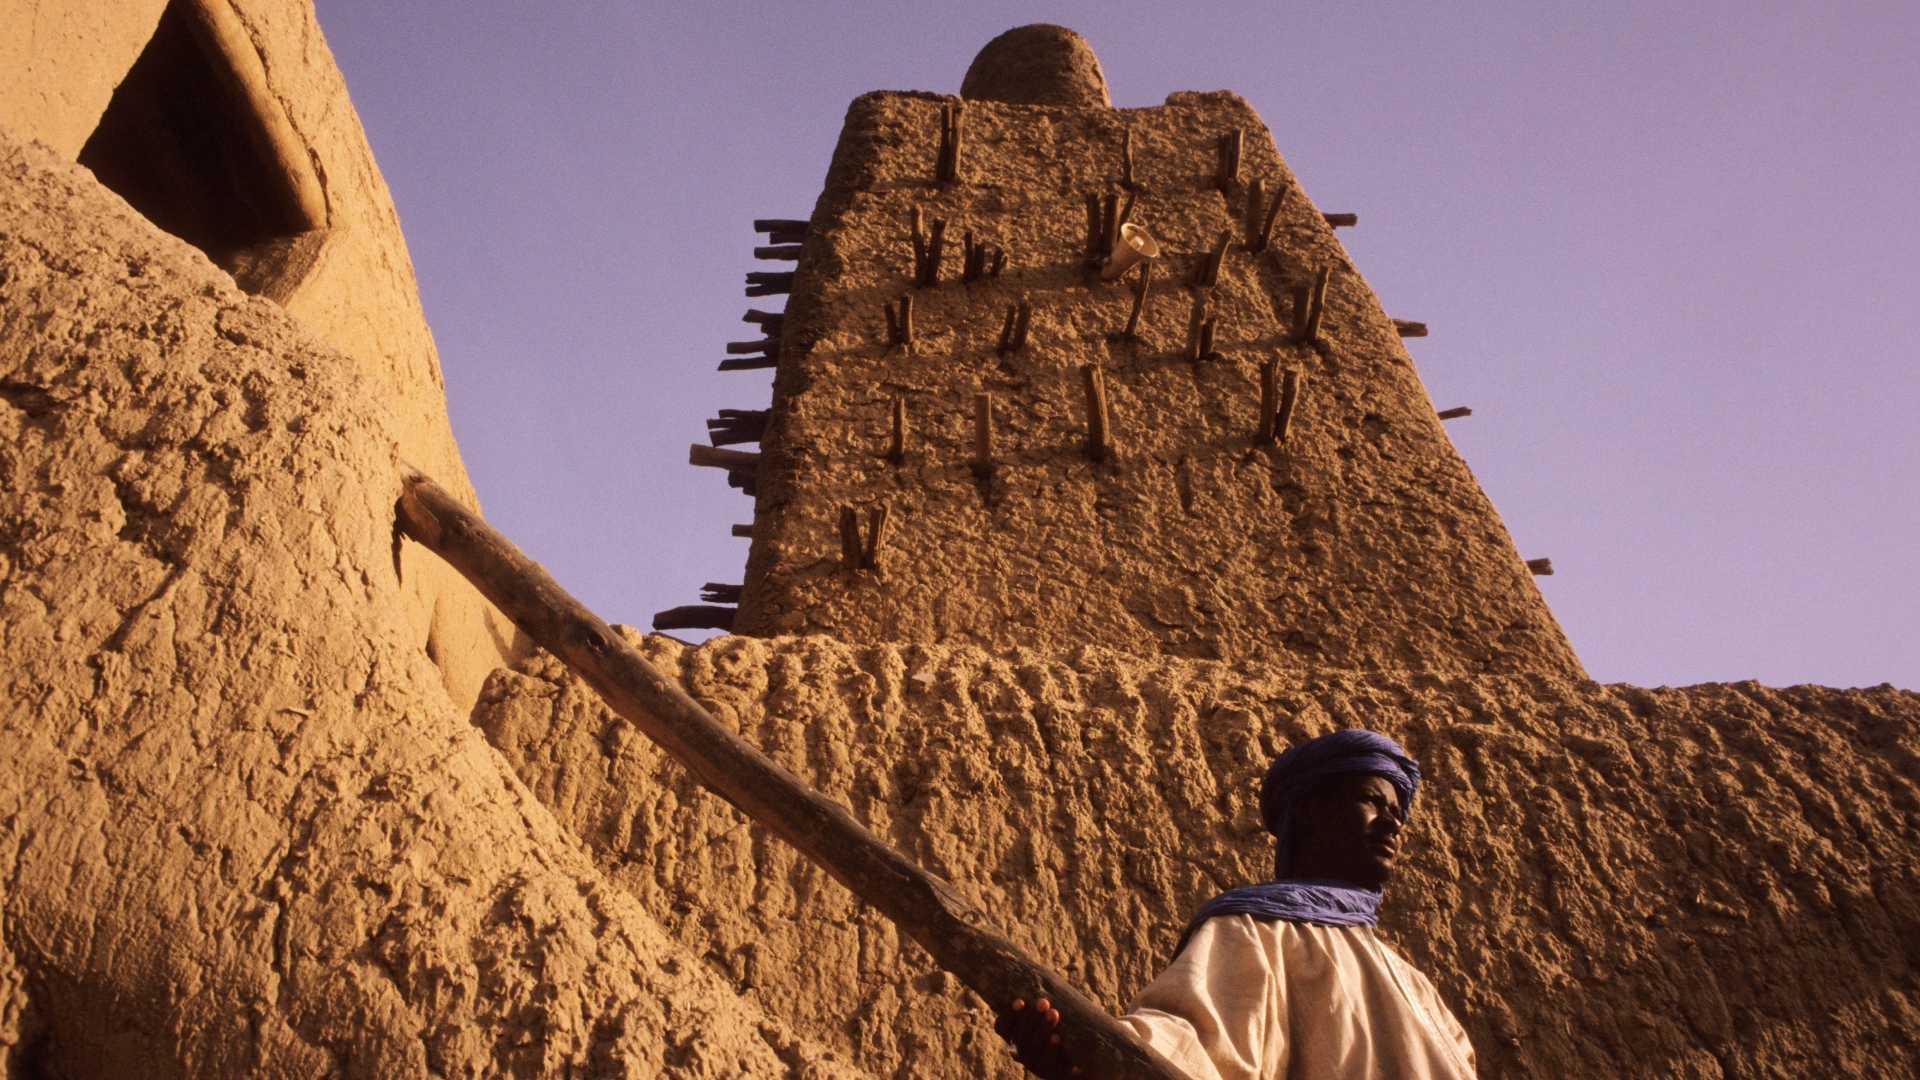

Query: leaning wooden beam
left=1124, top=258, right=1154, bottom=340
left=1300, top=267, right=1332, bottom=345
left=1277, top=369, right=1304, bottom=443
left=1256, top=360, right=1279, bottom=445
left=393, top=466, right=1195, bottom=1080
left=840, top=505, right=863, bottom=569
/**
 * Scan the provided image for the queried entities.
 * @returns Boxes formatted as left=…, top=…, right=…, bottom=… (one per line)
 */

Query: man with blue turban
left=997, top=729, right=1477, bottom=1080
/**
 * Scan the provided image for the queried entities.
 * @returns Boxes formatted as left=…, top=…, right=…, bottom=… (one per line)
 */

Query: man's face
left=1291, top=773, right=1405, bottom=889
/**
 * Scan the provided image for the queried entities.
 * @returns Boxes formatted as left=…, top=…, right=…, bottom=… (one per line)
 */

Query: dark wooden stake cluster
left=1215, top=129, right=1243, bottom=191
left=707, top=408, right=768, bottom=446
left=392, top=466, right=1193, bottom=1080
left=1191, top=228, right=1232, bottom=288
left=997, top=302, right=1032, bottom=354
left=912, top=208, right=947, bottom=288
left=885, top=294, right=915, bottom=347
left=962, top=231, right=1006, bottom=283
left=936, top=102, right=963, bottom=184
left=1246, top=181, right=1287, bottom=254
left=1294, top=267, right=1332, bottom=345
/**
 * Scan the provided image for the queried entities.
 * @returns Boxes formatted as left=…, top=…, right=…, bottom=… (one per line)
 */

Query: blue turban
left=1261, top=727, right=1420, bottom=872
left=1172, top=729, right=1422, bottom=956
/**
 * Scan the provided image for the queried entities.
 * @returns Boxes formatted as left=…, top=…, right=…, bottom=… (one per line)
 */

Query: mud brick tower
left=726, top=26, right=1583, bottom=680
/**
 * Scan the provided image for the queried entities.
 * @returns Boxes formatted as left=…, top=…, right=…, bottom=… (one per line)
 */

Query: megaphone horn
left=1101, top=222, right=1161, bottom=281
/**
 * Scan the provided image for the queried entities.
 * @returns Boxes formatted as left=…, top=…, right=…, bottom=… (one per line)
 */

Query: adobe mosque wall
left=4, top=8, right=1915, bottom=1080
left=0, top=0, right=521, bottom=711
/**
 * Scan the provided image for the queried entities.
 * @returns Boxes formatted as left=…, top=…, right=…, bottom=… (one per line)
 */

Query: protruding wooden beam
left=707, top=408, right=768, bottom=446
left=743, top=309, right=784, bottom=334
left=914, top=215, right=947, bottom=288
left=1216, top=129, right=1243, bottom=191
left=745, top=271, right=794, bottom=297
left=1083, top=365, right=1111, bottom=462
left=886, top=294, right=915, bottom=347
left=754, top=219, right=809, bottom=234
left=718, top=356, right=779, bottom=372
left=754, top=245, right=803, bottom=261
left=840, top=505, right=863, bottom=568
left=862, top=503, right=891, bottom=571
left=731, top=524, right=754, bottom=538
left=1526, top=558, right=1554, bottom=576
left=1323, top=213, right=1357, bottom=228
left=701, top=583, right=743, bottom=604
left=1277, top=369, right=1304, bottom=443
left=936, top=102, right=963, bottom=184
left=1300, top=267, right=1332, bottom=345
left=726, top=338, right=780, bottom=355
left=1186, top=296, right=1209, bottom=361
left=1192, top=228, right=1233, bottom=288
left=1256, top=360, right=1279, bottom=445
left=1393, top=319, right=1428, bottom=338
left=1250, top=185, right=1287, bottom=254
left=1437, top=407, right=1472, bottom=420
left=998, top=302, right=1032, bottom=354
left=767, top=229, right=805, bottom=246
left=653, top=605, right=736, bottom=632
left=1124, top=258, right=1154, bottom=340
left=973, top=393, right=994, bottom=477
left=889, top=396, right=907, bottom=465
left=690, top=444, right=760, bottom=476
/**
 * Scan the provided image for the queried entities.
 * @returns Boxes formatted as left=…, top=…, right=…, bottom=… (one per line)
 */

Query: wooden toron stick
left=889, top=396, right=908, bottom=464
left=1301, top=267, right=1332, bottom=345
left=1244, top=178, right=1266, bottom=245
left=862, top=503, right=891, bottom=571
left=973, top=393, right=995, bottom=477
left=1253, top=186, right=1287, bottom=254
left=1122, top=127, right=1137, bottom=189
left=840, top=505, right=864, bottom=569
left=1257, top=360, right=1279, bottom=445
left=394, top=466, right=1193, bottom=1080
left=1186, top=296, right=1209, bottom=361
left=1083, top=365, right=1111, bottom=462
left=1125, top=258, right=1154, bottom=340
left=1277, top=369, right=1304, bottom=443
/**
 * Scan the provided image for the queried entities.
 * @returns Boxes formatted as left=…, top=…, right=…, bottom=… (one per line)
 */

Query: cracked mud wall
left=738, top=91, right=1582, bottom=680
left=2, top=0, right=521, bottom=711
left=0, top=130, right=869, bottom=1080
left=478, top=633, right=1920, bottom=1080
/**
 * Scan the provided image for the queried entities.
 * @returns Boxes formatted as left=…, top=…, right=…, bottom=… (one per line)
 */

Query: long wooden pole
left=393, top=465, right=1190, bottom=1080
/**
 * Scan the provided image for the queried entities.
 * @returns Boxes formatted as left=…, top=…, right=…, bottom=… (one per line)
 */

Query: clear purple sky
left=317, top=2, right=1917, bottom=690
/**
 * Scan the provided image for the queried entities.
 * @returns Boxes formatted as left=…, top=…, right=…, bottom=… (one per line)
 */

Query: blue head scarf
left=1173, top=729, right=1421, bottom=957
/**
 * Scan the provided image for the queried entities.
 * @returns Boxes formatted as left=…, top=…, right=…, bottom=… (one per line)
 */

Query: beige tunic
left=1119, top=915, right=1477, bottom=1080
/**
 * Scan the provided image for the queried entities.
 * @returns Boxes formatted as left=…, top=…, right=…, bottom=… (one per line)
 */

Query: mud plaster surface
left=738, top=91, right=1582, bottom=681
left=0, top=130, right=865, bottom=1080
left=0, top=0, right=523, bottom=712
left=480, top=632, right=1920, bottom=1080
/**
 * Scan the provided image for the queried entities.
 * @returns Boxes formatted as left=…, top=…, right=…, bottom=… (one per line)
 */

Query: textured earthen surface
left=961, top=25, right=1111, bottom=108
left=0, top=130, right=866, bottom=1080
left=2, top=0, right=522, bottom=712
left=480, top=632, right=1920, bottom=1080
left=737, top=90, right=1585, bottom=680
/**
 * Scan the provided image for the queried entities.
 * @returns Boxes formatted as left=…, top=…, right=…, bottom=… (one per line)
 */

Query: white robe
left=1118, top=915, right=1478, bottom=1080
